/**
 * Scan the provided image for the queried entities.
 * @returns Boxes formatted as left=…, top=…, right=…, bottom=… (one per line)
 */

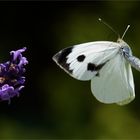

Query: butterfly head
left=117, top=38, right=127, bottom=45
left=117, top=38, right=132, bottom=57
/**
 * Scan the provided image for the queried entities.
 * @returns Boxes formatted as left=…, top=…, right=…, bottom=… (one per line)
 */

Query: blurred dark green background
left=0, top=1, right=140, bottom=139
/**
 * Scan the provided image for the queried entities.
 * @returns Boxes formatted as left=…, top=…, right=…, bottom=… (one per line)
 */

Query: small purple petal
left=0, top=84, right=14, bottom=101
left=18, top=57, right=28, bottom=68
left=16, top=77, right=25, bottom=85
left=10, top=47, right=27, bottom=62
left=14, top=86, right=24, bottom=97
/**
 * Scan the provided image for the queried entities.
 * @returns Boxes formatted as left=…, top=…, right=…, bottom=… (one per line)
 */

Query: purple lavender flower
left=0, top=47, right=28, bottom=103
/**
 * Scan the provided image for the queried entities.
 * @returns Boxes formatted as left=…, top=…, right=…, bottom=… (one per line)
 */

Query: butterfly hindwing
left=53, top=41, right=120, bottom=80
left=91, top=53, right=135, bottom=105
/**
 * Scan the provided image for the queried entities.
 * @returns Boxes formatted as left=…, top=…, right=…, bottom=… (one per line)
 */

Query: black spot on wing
left=87, top=63, right=96, bottom=71
left=53, top=47, right=73, bottom=73
left=87, top=62, right=106, bottom=72
left=77, top=54, right=85, bottom=62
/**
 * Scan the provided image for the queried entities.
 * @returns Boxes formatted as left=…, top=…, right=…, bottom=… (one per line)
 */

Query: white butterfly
left=52, top=22, right=140, bottom=105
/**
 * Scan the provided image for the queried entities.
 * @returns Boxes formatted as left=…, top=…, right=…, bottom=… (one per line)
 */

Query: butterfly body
left=53, top=38, right=140, bottom=105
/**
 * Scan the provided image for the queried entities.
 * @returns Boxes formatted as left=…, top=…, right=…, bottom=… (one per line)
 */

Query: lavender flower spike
left=0, top=47, right=28, bottom=103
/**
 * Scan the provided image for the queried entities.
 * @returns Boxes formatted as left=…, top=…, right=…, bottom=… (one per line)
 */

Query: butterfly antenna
left=121, top=25, right=130, bottom=39
left=98, top=18, right=120, bottom=38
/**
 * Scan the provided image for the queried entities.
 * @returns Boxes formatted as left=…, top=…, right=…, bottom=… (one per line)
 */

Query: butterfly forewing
left=53, top=41, right=120, bottom=81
